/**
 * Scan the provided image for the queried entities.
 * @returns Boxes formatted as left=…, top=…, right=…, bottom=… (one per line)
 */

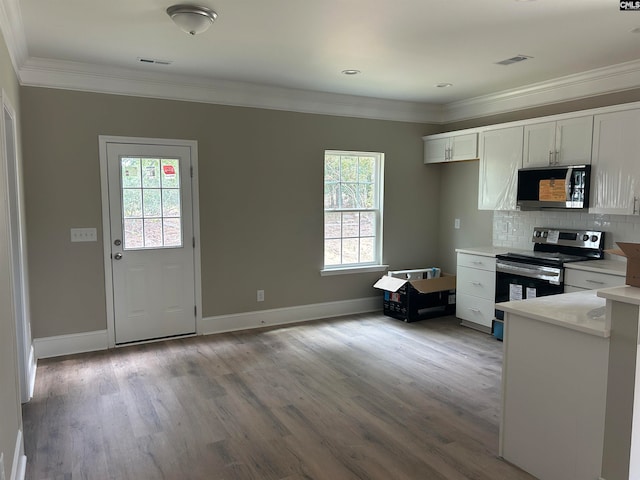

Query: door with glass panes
left=106, top=141, right=196, bottom=344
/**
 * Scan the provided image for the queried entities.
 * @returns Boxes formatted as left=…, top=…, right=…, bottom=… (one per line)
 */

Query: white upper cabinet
left=523, top=116, right=593, bottom=168
left=424, top=136, right=449, bottom=164
left=589, top=109, right=640, bottom=215
left=424, top=132, right=478, bottom=163
left=478, top=126, right=524, bottom=210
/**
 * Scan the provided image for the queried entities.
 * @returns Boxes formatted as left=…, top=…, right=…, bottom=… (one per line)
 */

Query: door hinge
left=193, top=237, right=196, bottom=248
left=194, top=305, right=197, bottom=317
left=190, top=166, right=193, bottom=178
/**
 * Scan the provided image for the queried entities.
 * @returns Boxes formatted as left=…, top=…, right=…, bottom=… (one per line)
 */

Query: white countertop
left=455, top=246, right=530, bottom=257
left=566, top=259, right=627, bottom=276
left=498, top=290, right=608, bottom=338
left=597, top=285, right=640, bottom=306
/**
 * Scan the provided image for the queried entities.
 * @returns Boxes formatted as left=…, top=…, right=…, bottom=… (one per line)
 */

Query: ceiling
left=2, top=0, right=640, bottom=122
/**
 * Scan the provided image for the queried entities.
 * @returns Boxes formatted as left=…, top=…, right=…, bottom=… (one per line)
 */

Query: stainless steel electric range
left=495, top=227, right=605, bottom=320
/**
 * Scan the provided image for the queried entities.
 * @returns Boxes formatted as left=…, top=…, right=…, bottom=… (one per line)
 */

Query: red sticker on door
left=163, top=165, right=176, bottom=175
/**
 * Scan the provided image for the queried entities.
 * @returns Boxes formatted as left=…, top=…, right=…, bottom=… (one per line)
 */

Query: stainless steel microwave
left=516, top=165, right=591, bottom=210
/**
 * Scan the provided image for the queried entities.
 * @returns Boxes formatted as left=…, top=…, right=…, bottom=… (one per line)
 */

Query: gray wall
left=0, top=29, right=24, bottom=480
left=20, top=87, right=443, bottom=338
left=434, top=160, right=492, bottom=273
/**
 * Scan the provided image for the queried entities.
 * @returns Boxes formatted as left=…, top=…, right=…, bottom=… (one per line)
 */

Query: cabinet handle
left=468, top=308, right=481, bottom=313
left=549, top=150, right=554, bottom=165
left=585, top=279, right=605, bottom=285
left=555, top=150, right=560, bottom=165
left=470, top=281, right=482, bottom=286
left=471, top=261, right=484, bottom=265
left=634, top=196, right=639, bottom=215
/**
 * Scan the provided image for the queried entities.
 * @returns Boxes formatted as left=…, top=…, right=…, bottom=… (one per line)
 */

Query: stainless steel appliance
left=495, top=227, right=605, bottom=322
left=517, top=165, right=590, bottom=210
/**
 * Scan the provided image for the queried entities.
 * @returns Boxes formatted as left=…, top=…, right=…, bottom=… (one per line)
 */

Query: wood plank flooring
left=23, top=314, right=535, bottom=480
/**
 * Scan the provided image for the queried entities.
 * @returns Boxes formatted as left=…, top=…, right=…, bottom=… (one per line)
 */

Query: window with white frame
left=323, top=150, right=384, bottom=269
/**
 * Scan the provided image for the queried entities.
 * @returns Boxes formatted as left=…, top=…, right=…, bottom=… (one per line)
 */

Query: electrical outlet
left=70, top=227, right=97, bottom=242
left=257, top=290, right=265, bottom=302
left=454, top=218, right=461, bottom=229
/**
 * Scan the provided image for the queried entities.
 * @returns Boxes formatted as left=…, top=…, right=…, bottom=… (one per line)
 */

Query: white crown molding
left=443, top=59, right=640, bottom=123
left=17, top=55, right=640, bottom=125
left=2, top=0, right=639, bottom=124
left=0, top=0, right=27, bottom=73
left=18, top=57, right=444, bottom=123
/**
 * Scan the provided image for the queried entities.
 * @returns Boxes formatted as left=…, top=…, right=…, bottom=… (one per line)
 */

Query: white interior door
left=106, top=141, right=197, bottom=344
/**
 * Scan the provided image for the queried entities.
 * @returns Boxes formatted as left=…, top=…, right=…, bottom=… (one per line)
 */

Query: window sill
left=320, top=265, right=389, bottom=276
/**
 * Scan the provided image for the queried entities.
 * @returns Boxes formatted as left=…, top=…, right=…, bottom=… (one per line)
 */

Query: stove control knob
left=535, top=231, right=542, bottom=238
left=591, top=235, right=599, bottom=243
left=583, top=234, right=590, bottom=241
left=542, top=231, right=548, bottom=238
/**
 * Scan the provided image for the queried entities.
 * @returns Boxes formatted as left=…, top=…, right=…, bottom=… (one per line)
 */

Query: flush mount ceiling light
left=341, top=69, right=361, bottom=75
left=166, top=5, right=217, bottom=36
left=435, top=83, right=453, bottom=88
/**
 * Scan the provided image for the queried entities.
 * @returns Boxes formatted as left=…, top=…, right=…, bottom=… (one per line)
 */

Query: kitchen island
left=498, top=290, right=609, bottom=480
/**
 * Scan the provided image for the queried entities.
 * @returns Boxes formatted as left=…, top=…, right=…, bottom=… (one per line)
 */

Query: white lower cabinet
left=564, top=267, right=625, bottom=293
left=501, top=311, right=608, bottom=480
left=456, top=253, right=496, bottom=330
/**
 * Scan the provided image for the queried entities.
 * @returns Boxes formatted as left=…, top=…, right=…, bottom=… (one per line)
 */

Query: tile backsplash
left=493, top=210, right=640, bottom=257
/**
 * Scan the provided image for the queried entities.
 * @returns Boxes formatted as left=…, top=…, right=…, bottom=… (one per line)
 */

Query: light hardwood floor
left=23, top=314, right=535, bottom=480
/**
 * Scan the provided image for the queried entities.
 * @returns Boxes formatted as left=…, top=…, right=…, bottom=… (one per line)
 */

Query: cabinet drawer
left=456, top=294, right=495, bottom=328
left=457, top=253, right=496, bottom=272
left=564, top=269, right=625, bottom=290
left=456, top=265, right=496, bottom=299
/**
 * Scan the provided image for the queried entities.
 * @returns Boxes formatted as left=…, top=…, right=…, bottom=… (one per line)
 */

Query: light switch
left=70, top=228, right=97, bottom=242
left=454, top=218, right=461, bottom=229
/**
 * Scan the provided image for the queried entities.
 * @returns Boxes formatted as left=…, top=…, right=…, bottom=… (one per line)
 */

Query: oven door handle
left=496, top=260, right=563, bottom=285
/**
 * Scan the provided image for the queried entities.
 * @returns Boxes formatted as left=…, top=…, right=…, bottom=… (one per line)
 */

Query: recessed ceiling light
left=435, top=83, right=453, bottom=88
left=341, top=69, right=361, bottom=76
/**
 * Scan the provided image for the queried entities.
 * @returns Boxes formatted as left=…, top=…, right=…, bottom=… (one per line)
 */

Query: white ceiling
left=2, top=0, right=640, bottom=122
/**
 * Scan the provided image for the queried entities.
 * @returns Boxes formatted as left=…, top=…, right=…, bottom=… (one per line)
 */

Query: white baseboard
left=33, top=329, right=109, bottom=359
left=31, top=298, right=381, bottom=358
left=10, top=429, right=26, bottom=480
left=201, top=296, right=380, bottom=335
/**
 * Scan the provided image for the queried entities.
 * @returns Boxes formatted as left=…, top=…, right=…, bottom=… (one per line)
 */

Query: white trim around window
left=323, top=150, right=385, bottom=273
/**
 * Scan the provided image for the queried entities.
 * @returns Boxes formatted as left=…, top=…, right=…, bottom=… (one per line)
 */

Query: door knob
left=114, top=252, right=123, bottom=260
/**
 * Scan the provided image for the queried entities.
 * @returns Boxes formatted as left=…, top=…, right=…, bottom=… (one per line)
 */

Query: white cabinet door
left=456, top=295, right=495, bottom=328
left=424, top=133, right=478, bottom=163
left=450, top=133, right=478, bottom=161
left=478, top=126, right=523, bottom=210
left=424, top=137, right=449, bottom=164
left=523, top=117, right=593, bottom=167
left=523, top=122, right=556, bottom=168
left=556, top=116, right=593, bottom=165
left=590, top=109, right=640, bottom=215
left=564, top=269, right=625, bottom=291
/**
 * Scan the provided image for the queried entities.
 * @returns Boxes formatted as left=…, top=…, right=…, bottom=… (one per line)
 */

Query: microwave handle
left=566, top=167, right=573, bottom=202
